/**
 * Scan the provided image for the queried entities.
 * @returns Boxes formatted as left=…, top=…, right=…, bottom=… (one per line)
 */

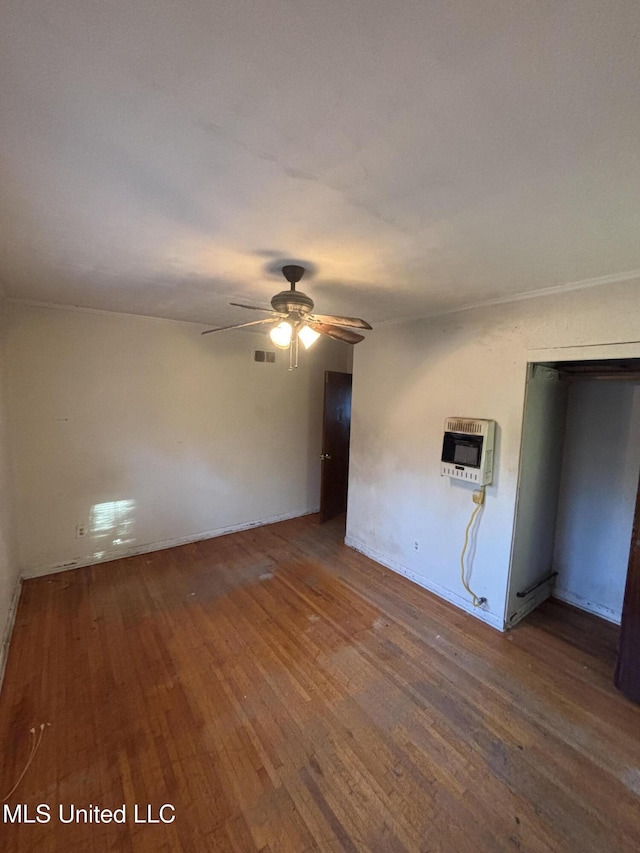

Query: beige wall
left=0, top=297, right=19, bottom=677
left=6, top=303, right=351, bottom=576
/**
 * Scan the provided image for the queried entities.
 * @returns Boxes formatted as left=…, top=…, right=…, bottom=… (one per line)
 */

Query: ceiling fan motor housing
left=271, top=289, right=314, bottom=315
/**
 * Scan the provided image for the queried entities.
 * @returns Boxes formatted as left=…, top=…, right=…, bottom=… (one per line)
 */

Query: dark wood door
left=615, top=468, right=640, bottom=703
left=319, top=371, right=352, bottom=524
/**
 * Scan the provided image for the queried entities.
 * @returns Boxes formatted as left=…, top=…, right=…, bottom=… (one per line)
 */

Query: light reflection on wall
left=90, top=499, right=136, bottom=549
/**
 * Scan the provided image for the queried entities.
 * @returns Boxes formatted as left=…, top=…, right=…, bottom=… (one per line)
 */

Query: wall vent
left=254, top=350, right=276, bottom=363
left=445, top=419, right=483, bottom=434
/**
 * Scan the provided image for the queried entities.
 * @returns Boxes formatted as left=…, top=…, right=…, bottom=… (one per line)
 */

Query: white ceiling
left=1, top=1, right=639, bottom=328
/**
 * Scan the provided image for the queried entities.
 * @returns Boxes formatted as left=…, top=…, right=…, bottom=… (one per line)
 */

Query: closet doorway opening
left=506, top=358, right=640, bottom=703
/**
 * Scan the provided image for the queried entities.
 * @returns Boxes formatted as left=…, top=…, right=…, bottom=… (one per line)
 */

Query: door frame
left=615, top=466, right=640, bottom=703
left=507, top=351, right=640, bottom=627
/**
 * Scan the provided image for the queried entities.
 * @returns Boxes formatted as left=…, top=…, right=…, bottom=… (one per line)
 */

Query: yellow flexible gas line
left=460, top=488, right=486, bottom=607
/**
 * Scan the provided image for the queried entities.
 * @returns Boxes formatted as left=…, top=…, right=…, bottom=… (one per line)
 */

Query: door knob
left=320, top=453, right=331, bottom=461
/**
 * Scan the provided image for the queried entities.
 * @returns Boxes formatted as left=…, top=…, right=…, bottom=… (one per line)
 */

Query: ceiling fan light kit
left=270, top=321, right=293, bottom=349
left=202, top=265, right=372, bottom=370
left=298, top=324, right=321, bottom=349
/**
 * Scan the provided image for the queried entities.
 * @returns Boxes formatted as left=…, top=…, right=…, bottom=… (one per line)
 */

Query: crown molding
left=379, top=267, right=640, bottom=328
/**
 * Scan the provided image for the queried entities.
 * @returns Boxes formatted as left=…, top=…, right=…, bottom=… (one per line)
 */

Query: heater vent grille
left=446, top=419, right=482, bottom=435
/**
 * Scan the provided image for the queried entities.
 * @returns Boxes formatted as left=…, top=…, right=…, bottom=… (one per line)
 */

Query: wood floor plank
left=1, top=513, right=639, bottom=852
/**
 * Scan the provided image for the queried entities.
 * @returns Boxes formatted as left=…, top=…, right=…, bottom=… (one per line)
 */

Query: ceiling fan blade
left=307, top=321, right=365, bottom=345
left=308, top=313, right=372, bottom=330
left=201, top=318, right=277, bottom=335
left=229, top=302, right=276, bottom=314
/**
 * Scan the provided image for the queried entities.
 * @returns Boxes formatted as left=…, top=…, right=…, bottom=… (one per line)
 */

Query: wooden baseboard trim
left=22, top=508, right=320, bottom=579
left=0, top=572, right=22, bottom=691
left=344, top=534, right=505, bottom=631
left=552, top=588, right=621, bottom=625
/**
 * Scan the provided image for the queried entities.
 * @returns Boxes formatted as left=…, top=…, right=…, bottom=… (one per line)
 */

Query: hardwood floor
left=1, top=514, right=639, bottom=852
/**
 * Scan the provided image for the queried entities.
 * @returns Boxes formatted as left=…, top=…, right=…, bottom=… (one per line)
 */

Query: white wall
left=6, top=303, right=350, bottom=576
left=552, top=379, right=640, bottom=623
left=0, top=297, right=19, bottom=680
left=346, top=278, right=640, bottom=630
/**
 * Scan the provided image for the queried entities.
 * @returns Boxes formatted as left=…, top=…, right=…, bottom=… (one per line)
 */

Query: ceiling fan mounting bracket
left=272, top=264, right=314, bottom=313
left=281, top=265, right=305, bottom=288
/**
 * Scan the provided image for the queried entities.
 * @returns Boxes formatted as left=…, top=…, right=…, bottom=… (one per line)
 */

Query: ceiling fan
left=202, top=265, right=372, bottom=369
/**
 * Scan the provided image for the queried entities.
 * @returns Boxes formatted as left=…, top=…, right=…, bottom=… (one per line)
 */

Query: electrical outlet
left=413, top=541, right=419, bottom=551
left=76, top=524, right=87, bottom=538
